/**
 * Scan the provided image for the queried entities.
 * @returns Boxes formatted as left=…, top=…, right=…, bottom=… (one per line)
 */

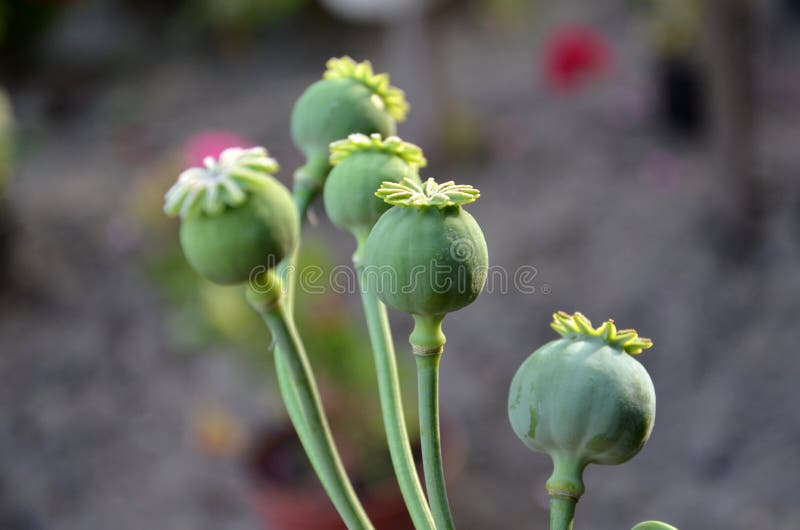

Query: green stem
left=294, top=153, right=330, bottom=202
left=415, top=352, right=456, bottom=530
left=273, top=351, right=314, bottom=467
left=549, top=496, right=576, bottom=530
left=354, top=241, right=435, bottom=529
left=259, top=301, right=374, bottom=530
left=276, top=185, right=315, bottom=316
left=410, top=314, right=446, bottom=354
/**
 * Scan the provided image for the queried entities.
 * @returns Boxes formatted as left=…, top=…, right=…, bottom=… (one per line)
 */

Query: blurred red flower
left=183, top=130, right=254, bottom=167
left=542, top=25, right=614, bottom=93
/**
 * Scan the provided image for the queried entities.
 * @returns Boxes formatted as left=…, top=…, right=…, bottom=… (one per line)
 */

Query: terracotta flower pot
left=245, top=422, right=464, bottom=530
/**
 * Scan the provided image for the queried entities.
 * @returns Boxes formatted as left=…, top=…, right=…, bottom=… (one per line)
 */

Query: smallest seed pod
left=164, top=147, right=299, bottom=285
left=324, top=133, right=425, bottom=242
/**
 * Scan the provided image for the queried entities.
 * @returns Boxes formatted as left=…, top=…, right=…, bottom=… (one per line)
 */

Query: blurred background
left=1, top=0, right=799, bottom=529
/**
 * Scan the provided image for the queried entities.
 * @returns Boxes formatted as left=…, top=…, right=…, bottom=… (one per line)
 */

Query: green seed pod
left=363, top=177, right=488, bottom=352
left=324, top=133, right=425, bottom=240
left=291, top=57, right=408, bottom=198
left=508, top=312, right=656, bottom=500
left=164, top=147, right=298, bottom=285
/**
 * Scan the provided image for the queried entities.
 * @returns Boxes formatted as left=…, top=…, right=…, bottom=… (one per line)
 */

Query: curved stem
left=273, top=351, right=315, bottom=466
left=355, top=255, right=436, bottom=530
left=276, top=185, right=315, bottom=316
left=549, top=496, right=576, bottom=530
left=259, top=301, right=374, bottom=530
left=416, top=352, right=456, bottom=530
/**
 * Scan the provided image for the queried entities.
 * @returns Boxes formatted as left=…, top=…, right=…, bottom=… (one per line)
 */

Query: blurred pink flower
left=542, top=25, right=614, bottom=93
left=183, top=130, right=254, bottom=167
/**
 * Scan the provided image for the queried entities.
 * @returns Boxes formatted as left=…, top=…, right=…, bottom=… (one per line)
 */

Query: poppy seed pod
left=508, top=312, right=656, bottom=500
left=291, top=57, right=408, bottom=197
left=363, top=178, right=488, bottom=352
left=324, top=133, right=425, bottom=240
left=164, top=147, right=298, bottom=285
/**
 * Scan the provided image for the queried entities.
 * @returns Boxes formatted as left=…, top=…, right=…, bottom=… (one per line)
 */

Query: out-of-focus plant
left=475, top=0, right=547, bottom=31
left=0, top=88, right=13, bottom=283
left=541, top=24, right=614, bottom=94
left=0, top=0, right=74, bottom=73
left=160, top=57, right=679, bottom=530
left=183, top=0, right=308, bottom=41
left=0, top=89, right=12, bottom=199
left=646, top=0, right=702, bottom=59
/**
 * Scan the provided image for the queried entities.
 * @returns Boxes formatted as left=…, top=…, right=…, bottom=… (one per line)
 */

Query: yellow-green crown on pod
left=164, top=147, right=279, bottom=218
left=550, top=311, right=653, bottom=355
left=324, top=56, right=409, bottom=122
left=329, top=133, right=426, bottom=170
left=376, top=177, right=480, bottom=209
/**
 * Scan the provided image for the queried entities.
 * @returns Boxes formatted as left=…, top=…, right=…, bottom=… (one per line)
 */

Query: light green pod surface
left=323, top=134, right=426, bottom=239
left=363, top=204, right=488, bottom=317
left=290, top=57, right=408, bottom=194
left=291, top=78, right=396, bottom=190
left=324, top=151, right=419, bottom=236
left=180, top=181, right=298, bottom=285
left=509, top=336, right=656, bottom=467
left=164, top=147, right=298, bottom=285
left=291, top=77, right=397, bottom=161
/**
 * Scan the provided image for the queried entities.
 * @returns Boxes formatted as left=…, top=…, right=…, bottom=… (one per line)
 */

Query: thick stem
left=545, top=455, right=586, bottom=500
left=545, top=455, right=584, bottom=530
left=549, top=496, right=576, bottom=530
left=410, top=314, right=446, bottom=355
left=258, top=301, right=374, bottom=530
left=355, top=254, right=436, bottom=529
left=415, top=352, right=456, bottom=530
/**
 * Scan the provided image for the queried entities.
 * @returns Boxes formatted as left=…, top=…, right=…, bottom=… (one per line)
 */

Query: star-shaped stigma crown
left=163, top=147, right=279, bottom=218
left=324, top=56, right=409, bottom=122
left=375, top=177, right=480, bottom=209
left=550, top=311, right=653, bottom=355
left=329, top=133, right=426, bottom=170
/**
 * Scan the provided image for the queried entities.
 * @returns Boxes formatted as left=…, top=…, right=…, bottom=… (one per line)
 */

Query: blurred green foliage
left=643, top=0, right=702, bottom=58
left=0, top=89, right=11, bottom=198
left=183, top=0, right=309, bottom=40
left=0, top=0, right=64, bottom=73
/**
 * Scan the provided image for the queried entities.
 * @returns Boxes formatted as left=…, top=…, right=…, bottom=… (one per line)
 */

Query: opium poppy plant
left=163, top=57, right=677, bottom=530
